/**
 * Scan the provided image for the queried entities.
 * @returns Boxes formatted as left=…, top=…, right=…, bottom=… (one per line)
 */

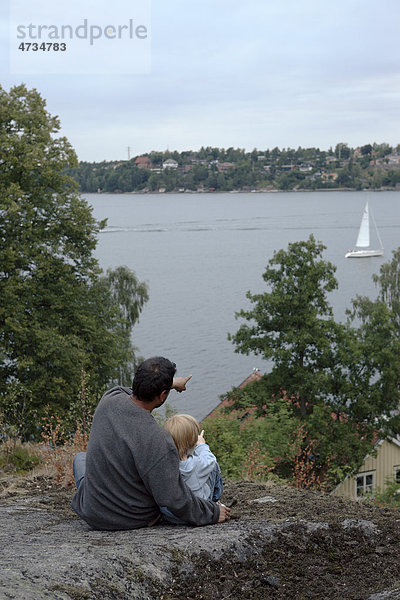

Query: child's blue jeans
left=160, top=462, right=223, bottom=525
left=209, top=463, right=223, bottom=502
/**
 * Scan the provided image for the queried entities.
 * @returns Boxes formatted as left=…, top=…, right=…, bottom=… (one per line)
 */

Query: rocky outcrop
left=2, top=495, right=277, bottom=599
left=1, top=482, right=400, bottom=599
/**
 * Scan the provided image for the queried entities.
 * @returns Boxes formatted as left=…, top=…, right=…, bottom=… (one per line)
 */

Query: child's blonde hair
left=164, top=414, right=200, bottom=460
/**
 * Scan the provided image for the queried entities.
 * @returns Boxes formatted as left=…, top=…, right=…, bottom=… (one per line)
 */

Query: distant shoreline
left=70, top=144, right=400, bottom=194
left=85, top=187, right=400, bottom=195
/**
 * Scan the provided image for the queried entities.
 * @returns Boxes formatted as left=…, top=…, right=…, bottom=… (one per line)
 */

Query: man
left=71, top=356, right=230, bottom=529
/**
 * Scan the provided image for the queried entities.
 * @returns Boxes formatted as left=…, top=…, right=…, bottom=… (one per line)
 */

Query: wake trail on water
left=100, top=223, right=357, bottom=234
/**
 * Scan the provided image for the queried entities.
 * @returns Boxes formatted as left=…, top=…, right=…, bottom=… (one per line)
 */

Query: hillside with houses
left=66, top=142, right=400, bottom=193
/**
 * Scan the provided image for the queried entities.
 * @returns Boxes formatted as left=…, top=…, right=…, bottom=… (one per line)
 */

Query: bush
left=202, top=398, right=307, bottom=483
left=373, top=480, right=400, bottom=508
left=0, top=442, right=41, bottom=473
left=38, top=370, right=96, bottom=487
left=0, top=383, right=37, bottom=442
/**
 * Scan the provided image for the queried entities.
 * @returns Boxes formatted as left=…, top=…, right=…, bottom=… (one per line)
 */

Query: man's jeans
left=73, top=452, right=86, bottom=489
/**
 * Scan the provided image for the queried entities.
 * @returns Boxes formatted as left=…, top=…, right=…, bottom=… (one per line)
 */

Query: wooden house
left=332, top=437, right=400, bottom=500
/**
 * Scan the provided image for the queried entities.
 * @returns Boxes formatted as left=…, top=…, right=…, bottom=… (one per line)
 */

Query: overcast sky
left=2, top=0, right=400, bottom=162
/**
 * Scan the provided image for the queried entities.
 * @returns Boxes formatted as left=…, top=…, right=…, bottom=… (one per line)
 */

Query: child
left=164, top=414, right=223, bottom=502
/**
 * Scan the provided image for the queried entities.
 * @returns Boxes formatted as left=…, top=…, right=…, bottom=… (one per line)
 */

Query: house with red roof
left=204, top=368, right=263, bottom=419
left=134, top=156, right=152, bottom=169
left=205, top=369, right=400, bottom=501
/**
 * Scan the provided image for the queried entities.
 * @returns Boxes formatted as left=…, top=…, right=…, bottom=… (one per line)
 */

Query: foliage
left=0, top=441, right=41, bottom=473
left=335, top=143, right=351, bottom=159
left=225, top=239, right=400, bottom=488
left=373, top=479, right=400, bottom=508
left=341, top=300, right=400, bottom=434
left=200, top=414, right=246, bottom=479
left=0, top=85, right=148, bottom=435
left=361, top=144, right=373, bottom=156
left=373, top=246, right=400, bottom=327
left=97, top=266, right=149, bottom=386
left=215, top=379, right=373, bottom=488
left=342, top=249, right=400, bottom=436
left=305, top=403, right=375, bottom=486
left=153, top=402, right=178, bottom=426
left=202, top=398, right=310, bottom=483
left=63, top=368, right=96, bottom=437
left=39, top=370, right=98, bottom=485
left=229, top=235, right=341, bottom=417
left=0, top=382, right=37, bottom=441
left=290, top=423, right=322, bottom=489
left=241, top=441, right=274, bottom=482
left=41, top=410, right=90, bottom=486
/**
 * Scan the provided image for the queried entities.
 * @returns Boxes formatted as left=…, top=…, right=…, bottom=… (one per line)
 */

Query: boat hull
left=345, top=249, right=384, bottom=258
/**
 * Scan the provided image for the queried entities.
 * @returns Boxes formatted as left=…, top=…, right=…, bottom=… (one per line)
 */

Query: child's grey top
left=179, top=444, right=217, bottom=500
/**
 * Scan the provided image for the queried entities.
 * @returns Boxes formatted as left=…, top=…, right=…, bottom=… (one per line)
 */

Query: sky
left=1, top=0, right=400, bottom=162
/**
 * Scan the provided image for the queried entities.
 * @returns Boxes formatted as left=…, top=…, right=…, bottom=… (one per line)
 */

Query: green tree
left=344, top=298, right=400, bottom=433
left=229, top=235, right=340, bottom=417
left=342, top=249, right=400, bottom=434
left=276, top=171, right=305, bottom=190
left=361, top=144, right=373, bottom=156
left=99, top=266, right=149, bottom=383
left=0, top=84, right=148, bottom=433
left=335, top=143, right=351, bottom=159
left=373, top=143, right=392, bottom=158
left=147, top=172, right=163, bottom=191
left=305, top=402, right=375, bottom=486
left=226, top=241, right=400, bottom=487
left=373, top=247, right=400, bottom=327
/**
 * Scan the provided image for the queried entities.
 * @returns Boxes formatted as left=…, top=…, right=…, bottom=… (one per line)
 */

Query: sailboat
left=345, top=202, right=384, bottom=258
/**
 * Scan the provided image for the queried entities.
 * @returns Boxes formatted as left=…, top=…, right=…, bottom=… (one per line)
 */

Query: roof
left=237, top=369, right=263, bottom=389
left=204, top=368, right=263, bottom=419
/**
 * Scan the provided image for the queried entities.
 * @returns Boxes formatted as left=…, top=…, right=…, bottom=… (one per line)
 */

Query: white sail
left=345, top=201, right=383, bottom=258
left=355, top=202, right=370, bottom=248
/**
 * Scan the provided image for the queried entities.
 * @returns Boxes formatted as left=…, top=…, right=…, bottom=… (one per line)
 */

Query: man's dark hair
left=132, top=357, right=177, bottom=403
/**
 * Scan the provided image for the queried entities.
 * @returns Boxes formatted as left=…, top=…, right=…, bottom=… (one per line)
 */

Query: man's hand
left=217, top=504, right=231, bottom=523
left=172, top=374, right=192, bottom=393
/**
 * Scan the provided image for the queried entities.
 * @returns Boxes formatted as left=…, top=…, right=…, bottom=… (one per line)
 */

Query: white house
left=163, top=159, right=178, bottom=170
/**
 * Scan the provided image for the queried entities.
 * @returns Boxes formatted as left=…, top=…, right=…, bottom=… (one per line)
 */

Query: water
left=85, top=190, right=400, bottom=420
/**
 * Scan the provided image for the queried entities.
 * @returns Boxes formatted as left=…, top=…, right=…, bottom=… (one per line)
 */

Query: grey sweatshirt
left=71, top=387, right=219, bottom=530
